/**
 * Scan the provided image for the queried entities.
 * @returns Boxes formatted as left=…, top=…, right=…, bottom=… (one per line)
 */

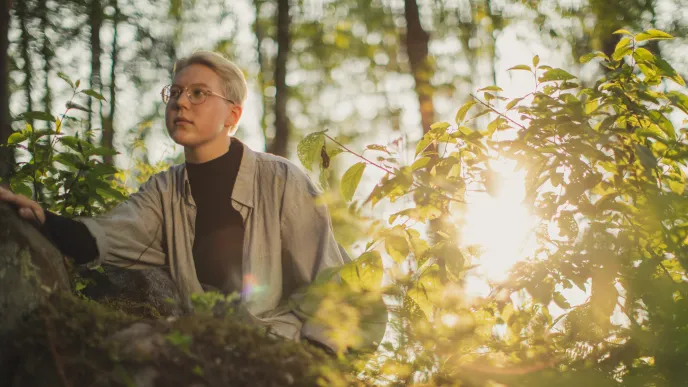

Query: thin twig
left=325, top=134, right=465, bottom=204
left=470, top=94, right=527, bottom=130
left=325, top=134, right=395, bottom=175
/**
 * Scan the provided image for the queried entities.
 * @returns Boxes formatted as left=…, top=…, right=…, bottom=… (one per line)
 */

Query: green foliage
left=299, top=30, right=688, bottom=385
left=1, top=74, right=125, bottom=217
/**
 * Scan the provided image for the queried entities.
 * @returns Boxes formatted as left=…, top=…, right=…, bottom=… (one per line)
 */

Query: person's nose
left=172, top=89, right=191, bottom=110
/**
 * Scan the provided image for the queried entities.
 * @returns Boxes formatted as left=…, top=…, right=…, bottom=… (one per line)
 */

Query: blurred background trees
left=4, top=0, right=685, bottom=168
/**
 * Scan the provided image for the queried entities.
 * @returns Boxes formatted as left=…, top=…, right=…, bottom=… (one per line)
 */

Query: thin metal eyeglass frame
left=161, top=84, right=235, bottom=105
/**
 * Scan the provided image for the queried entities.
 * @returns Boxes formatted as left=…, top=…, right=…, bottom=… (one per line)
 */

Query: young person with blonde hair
left=0, top=51, right=347, bottom=353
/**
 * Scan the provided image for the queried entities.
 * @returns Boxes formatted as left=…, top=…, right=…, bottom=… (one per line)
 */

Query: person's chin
left=168, top=130, right=196, bottom=147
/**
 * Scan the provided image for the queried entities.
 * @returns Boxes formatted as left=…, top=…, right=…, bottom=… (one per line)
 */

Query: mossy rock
left=7, top=292, right=360, bottom=386
left=0, top=203, right=362, bottom=386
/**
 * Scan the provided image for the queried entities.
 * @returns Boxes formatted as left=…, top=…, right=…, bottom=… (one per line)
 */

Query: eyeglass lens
left=162, top=85, right=207, bottom=104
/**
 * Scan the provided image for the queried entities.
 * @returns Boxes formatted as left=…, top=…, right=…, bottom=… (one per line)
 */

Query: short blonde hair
left=173, top=51, right=248, bottom=107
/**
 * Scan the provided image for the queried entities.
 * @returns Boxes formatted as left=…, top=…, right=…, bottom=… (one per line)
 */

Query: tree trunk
left=88, top=0, right=103, bottom=134
left=101, top=0, right=119, bottom=165
left=39, top=0, right=52, bottom=127
left=252, top=0, right=270, bottom=148
left=17, top=0, right=33, bottom=128
left=267, top=0, right=290, bottom=157
left=0, top=0, right=12, bottom=182
left=403, top=0, right=434, bottom=135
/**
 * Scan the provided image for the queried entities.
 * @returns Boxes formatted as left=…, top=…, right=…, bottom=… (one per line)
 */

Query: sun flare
left=459, top=158, right=540, bottom=284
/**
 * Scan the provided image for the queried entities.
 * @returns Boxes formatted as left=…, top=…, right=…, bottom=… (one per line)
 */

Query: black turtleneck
left=186, top=138, right=244, bottom=294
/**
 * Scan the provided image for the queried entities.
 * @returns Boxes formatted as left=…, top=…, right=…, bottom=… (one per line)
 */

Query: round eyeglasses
left=161, top=84, right=235, bottom=105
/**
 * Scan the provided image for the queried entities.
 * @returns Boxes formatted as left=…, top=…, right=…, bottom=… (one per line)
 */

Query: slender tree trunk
left=252, top=0, right=270, bottom=148
left=267, top=0, right=290, bottom=157
left=39, top=0, right=52, bottom=125
left=88, top=0, right=103, bottom=134
left=0, top=0, right=13, bottom=182
left=403, top=0, right=434, bottom=135
left=101, top=0, right=118, bottom=165
left=17, top=0, right=33, bottom=128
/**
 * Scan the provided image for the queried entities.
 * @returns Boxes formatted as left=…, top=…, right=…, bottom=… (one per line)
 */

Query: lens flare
left=460, top=158, right=539, bottom=282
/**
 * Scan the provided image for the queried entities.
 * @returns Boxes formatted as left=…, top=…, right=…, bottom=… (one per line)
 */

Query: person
left=0, top=51, right=348, bottom=354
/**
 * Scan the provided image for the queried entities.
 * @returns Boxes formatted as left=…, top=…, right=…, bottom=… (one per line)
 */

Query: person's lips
left=174, top=117, right=193, bottom=125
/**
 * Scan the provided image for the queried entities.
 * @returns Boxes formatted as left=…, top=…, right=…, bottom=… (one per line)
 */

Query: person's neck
left=185, top=136, right=232, bottom=164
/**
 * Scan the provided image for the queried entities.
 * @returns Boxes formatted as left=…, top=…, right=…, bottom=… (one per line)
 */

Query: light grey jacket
left=78, top=139, right=348, bottom=350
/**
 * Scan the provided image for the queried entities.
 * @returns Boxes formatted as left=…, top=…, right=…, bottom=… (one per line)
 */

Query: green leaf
left=411, top=157, right=430, bottom=171
left=95, top=184, right=128, bottom=202
left=340, top=162, right=366, bottom=202
left=668, top=169, right=686, bottom=195
left=612, top=29, right=633, bottom=36
left=538, top=68, right=576, bottom=82
left=652, top=56, right=685, bottom=86
left=667, top=91, right=688, bottom=115
left=384, top=226, right=410, bottom=263
left=415, top=135, right=433, bottom=156
left=553, top=292, right=571, bottom=309
left=297, top=131, right=326, bottom=171
left=91, top=146, right=119, bottom=157
left=10, top=182, right=32, bottom=198
left=532, top=55, right=540, bottom=68
left=506, top=97, right=524, bottom=110
left=580, top=51, right=608, bottom=64
left=429, top=121, right=451, bottom=131
left=366, top=144, right=390, bottom=154
left=81, top=89, right=106, bottom=101
left=558, top=212, right=579, bottom=238
left=7, top=131, right=27, bottom=145
left=508, top=64, right=532, bottom=72
left=477, top=85, right=503, bottom=93
left=635, top=29, right=673, bottom=42
left=57, top=72, right=74, bottom=88
left=612, top=37, right=633, bottom=61
left=21, top=111, right=55, bottom=121
left=455, top=100, right=477, bottom=124
left=648, top=110, right=675, bottom=140
left=66, top=101, right=90, bottom=112
left=635, top=144, right=658, bottom=170
left=632, top=47, right=655, bottom=63
left=340, top=251, right=383, bottom=291
left=484, top=117, right=507, bottom=136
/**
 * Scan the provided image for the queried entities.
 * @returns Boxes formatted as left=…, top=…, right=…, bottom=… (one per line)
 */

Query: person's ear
left=224, top=103, right=243, bottom=133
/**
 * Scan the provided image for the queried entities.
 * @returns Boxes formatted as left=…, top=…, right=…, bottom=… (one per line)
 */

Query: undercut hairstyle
left=173, top=50, right=248, bottom=108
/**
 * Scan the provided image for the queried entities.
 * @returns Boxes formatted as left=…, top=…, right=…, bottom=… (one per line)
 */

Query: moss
left=8, top=292, right=362, bottom=387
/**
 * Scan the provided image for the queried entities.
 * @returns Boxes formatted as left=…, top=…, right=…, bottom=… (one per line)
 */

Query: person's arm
left=76, top=176, right=166, bottom=268
left=279, top=166, right=347, bottom=352
left=42, top=211, right=99, bottom=264
left=0, top=183, right=163, bottom=268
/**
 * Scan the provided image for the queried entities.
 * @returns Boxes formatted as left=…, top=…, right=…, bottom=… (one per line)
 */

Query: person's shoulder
left=137, top=164, right=184, bottom=193
left=253, top=151, right=318, bottom=194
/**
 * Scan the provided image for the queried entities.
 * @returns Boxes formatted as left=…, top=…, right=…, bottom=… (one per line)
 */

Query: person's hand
left=0, top=186, right=46, bottom=225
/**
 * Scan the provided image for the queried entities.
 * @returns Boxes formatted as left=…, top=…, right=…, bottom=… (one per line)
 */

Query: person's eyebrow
left=170, top=82, right=212, bottom=88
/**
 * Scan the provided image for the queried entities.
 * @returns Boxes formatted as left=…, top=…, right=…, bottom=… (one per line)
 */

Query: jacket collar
left=231, top=137, right=256, bottom=208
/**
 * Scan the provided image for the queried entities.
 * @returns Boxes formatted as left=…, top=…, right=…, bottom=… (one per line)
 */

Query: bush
left=300, top=29, right=688, bottom=385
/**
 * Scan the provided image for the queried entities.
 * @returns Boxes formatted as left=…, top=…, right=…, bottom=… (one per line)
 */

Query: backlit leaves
left=340, top=162, right=366, bottom=202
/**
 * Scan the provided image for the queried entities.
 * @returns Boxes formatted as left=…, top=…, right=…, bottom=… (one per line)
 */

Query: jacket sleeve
left=279, top=166, right=347, bottom=351
left=76, top=176, right=166, bottom=269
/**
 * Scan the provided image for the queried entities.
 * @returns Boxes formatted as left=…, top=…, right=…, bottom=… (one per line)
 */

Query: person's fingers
left=19, top=206, right=45, bottom=225
left=19, top=207, right=35, bottom=221
left=0, top=187, right=45, bottom=224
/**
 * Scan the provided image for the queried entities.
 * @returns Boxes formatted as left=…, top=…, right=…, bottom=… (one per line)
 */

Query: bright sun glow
left=460, top=158, right=540, bottom=285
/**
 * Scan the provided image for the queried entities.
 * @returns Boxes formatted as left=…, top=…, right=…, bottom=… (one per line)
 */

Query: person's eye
left=170, top=88, right=182, bottom=98
left=191, top=88, right=206, bottom=98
